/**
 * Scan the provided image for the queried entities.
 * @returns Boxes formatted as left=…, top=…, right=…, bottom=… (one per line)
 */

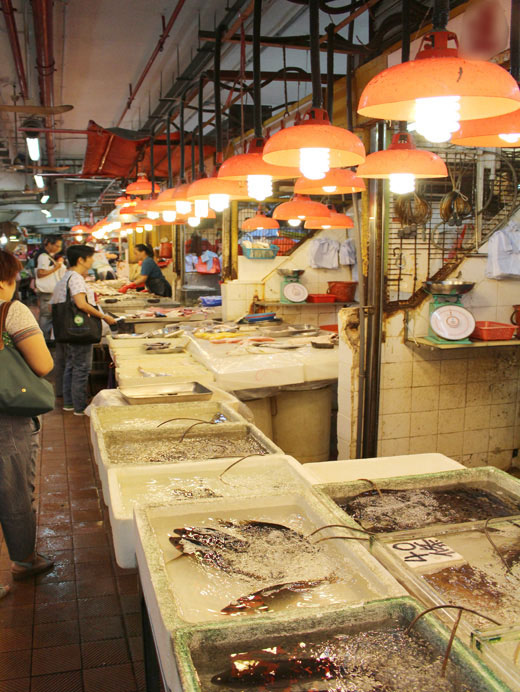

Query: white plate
left=430, top=304, right=475, bottom=340
left=283, top=281, right=308, bottom=303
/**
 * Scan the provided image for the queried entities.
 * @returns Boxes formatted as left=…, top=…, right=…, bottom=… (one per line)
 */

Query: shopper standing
left=0, top=249, right=55, bottom=591
left=35, top=235, right=67, bottom=342
left=51, top=245, right=116, bottom=415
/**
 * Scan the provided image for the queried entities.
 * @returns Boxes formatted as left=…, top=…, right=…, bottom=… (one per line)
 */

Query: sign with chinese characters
left=389, top=537, right=465, bottom=570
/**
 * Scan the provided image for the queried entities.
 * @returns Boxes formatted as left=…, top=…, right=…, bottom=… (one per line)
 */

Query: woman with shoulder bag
left=51, top=245, right=117, bottom=415
left=0, top=250, right=56, bottom=595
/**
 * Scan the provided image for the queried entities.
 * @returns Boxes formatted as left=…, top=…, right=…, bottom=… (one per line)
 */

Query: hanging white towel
left=339, top=238, right=356, bottom=265
left=309, top=237, right=339, bottom=269
left=486, top=222, right=520, bottom=279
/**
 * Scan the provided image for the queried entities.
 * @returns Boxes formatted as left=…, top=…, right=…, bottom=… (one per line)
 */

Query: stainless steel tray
left=118, top=381, right=213, bottom=404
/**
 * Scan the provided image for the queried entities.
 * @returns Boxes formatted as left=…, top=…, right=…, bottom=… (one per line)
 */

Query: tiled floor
left=0, top=405, right=150, bottom=692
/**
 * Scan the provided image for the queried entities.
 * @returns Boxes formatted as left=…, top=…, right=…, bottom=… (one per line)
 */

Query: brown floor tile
left=0, top=650, right=31, bottom=680
left=0, top=604, right=34, bottom=628
left=31, top=643, right=81, bottom=676
left=34, top=601, right=78, bottom=624
left=0, top=678, right=30, bottom=692
left=35, top=581, right=76, bottom=604
left=38, top=512, right=72, bottom=526
left=81, top=639, right=130, bottom=668
left=83, top=663, right=137, bottom=692
left=116, top=574, right=138, bottom=595
left=7, top=582, right=35, bottom=606
left=74, top=563, right=113, bottom=581
left=37, top=524, right=72, bottom=539
left=69, top=489, right=99, bottom=501
left=128, top=637, right=144, bottom=662
left=71, top=509, right=103, bottom=523
left=73, top=532, right=108, bottom=549
left=132, top=661, right=146, bottom=691
left=0, top=626, right=32, bottom=652
left=37, top=536, right=73, bottom=552
left=30, top=670, right=83, bottom=692
left=120, top=594, right=139, bottom=614
left=35, top=561, right=75, bottom=584
left=72, top=521, right=106, bottom=535
left=123, top=613, right=142, bottom=638
left=76, top=577, right=117, bottom=598
left=33, top=620, right=80, bottom=648
left=78, top=595, right=122, bottom=619
left=79, top=616, right=125, bottom=642
left=73, top=546, right=111, bottom=564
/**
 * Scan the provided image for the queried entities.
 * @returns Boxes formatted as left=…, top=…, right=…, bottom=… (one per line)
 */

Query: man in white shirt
left=35, top=235, right=67, bottom=342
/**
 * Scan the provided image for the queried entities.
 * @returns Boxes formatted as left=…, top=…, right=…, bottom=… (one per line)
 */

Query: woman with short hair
left=118, top=243, right=172, bottom=297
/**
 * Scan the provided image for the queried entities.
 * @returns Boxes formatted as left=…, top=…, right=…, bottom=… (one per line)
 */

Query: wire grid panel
left=385, top=141, right=520, bottom=307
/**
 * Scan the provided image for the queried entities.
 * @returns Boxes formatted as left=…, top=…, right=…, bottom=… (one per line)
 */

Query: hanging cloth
left=309, top=237, right=339, bottom=269
left=486, top=222, right=520, bottom=279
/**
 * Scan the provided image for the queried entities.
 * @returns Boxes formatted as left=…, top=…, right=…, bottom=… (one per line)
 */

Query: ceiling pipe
left=1, top=0, right=29, bottom=100
left=31, top=0, right=56, bottom=167
left=115, top=0, right=187, bottom=128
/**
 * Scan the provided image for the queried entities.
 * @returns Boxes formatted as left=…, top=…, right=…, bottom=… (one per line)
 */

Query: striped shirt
left=0, top=300, right=42, bottom=345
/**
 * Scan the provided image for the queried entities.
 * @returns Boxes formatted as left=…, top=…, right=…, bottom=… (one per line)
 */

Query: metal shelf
left=253, top=300, right=357, bottom=307
left=407, top=336, right=520, bottom=350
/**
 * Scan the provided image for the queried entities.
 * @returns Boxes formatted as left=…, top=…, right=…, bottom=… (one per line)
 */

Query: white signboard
left=389, top=537, right=465, bottom=570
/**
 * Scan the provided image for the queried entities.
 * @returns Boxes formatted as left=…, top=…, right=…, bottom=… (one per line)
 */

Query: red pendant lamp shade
left=114, top=196, right=134, bottom=207
left=356, top=133, right=448, bottom=179
left=358, top=31, right=520, bottom=123
left=273, top=195, right=331, bottom=221
left=452, top=109, right=520, bottom=147
left=263, top=108, right=366, bottom=170
left=118, top=204, right=139, bottom=216
left=304, top=210, right=354, bottom=229
left=125, top=173, right=159, bottom=196
left=295, top=169, right=366, bottom=195
left=187, top=176, right=248, bottom=201
left=242, top=213, right=279, bottom=231
left=71, top=224, right=91, bottom=234
left=218, top=137, right=300, bottom=180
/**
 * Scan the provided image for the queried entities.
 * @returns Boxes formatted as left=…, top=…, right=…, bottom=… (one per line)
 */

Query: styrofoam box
left=134, top=492, right=405, bottom=690
left=115, top=357, right=214, bottom=387
left=301, top=453, right=463, bottom=485
left=107, top=454, right=310, bottom=568
left=95, top=420, right=283, bottom=505
left=472, top=624, right=520, bottom=691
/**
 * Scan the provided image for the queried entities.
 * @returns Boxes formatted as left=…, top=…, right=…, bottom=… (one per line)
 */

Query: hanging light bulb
left=144, top=224, right=153, bottom=231
left=295, top=169, right=366, bottom=196
left=498, top=132, right=520, bottom=143
left=162, top=210, right=177, bottom=223
left=452, top=107, right=520, bottom=147
left=358, top=29, right=520, bottom=142
left=209, top=194, right=230, bottom=212
left=389, top=173, right=416, bottom=194
left=194, top=199, right=209, bottom=218
left=147, top=211, right=160, bottom=220
left=247, top=174, right=273, bottom=201
left=75, top=234, right=83, bottom=242
left=176, top=200, right=192, bottom=214
left=414, top=96, right=461, bottom=143
left=322, top=185, right=337, bottom=193
left=357, top=133, right=447, bottom=194
left=188, top=216, right=201, bottom=228
left=288, top=219, right=302, bottom=227
left=299, top=148, right=330, bottom=180
left=136, top=226, right=144, bottom=233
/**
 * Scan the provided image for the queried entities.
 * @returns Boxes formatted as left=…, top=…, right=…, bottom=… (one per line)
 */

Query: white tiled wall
left=337, top=250, right=520, bottom=471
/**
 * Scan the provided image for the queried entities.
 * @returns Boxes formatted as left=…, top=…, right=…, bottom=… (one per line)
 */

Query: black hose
left=253, top=0, right=262, bottom=138
left=309, top=0, right=322, bottom=109
left=179, top=95, right=185, bottom=182
left=326, top=23, right=334, bottom=120
left=198, top=74, right=205, bottom=177
left=432, top=0, right=450, bottom=31
left=166, top=113, right=172, bottom=188
left=214, top=26, right=223, bottom=157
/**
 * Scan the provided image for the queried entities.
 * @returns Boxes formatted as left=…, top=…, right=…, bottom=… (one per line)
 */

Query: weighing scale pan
left=277, top=268, right=305, bottom=277
left=283, top=282, right=308, bottom=302
left=430, top=304, right=476, bottom=340
left=423, top=280, right=475, bottom=295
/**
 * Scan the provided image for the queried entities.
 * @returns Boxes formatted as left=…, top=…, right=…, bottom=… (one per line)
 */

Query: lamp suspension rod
left=179, top=93, right=186, bottom=182
left=214, top=26, right=223, bottom=161
left=252, top=0, right=262, bottom=138
left=432, top=0, right=450, bottom=31
left=326, top=23, right=335, bottom=121
left=198, top=74, right=206, bottom=176
left=309, top=0, right=322, bottom=109
left=511, top=0, right=520, bottom=82
left=399, top=0, right=411, bottom=131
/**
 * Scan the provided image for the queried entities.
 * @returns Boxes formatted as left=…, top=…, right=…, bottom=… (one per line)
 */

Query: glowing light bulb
left=147, top=211, right=159, bottom=220
left=136, top=226, right=144, bottom=234
left=247, top=174, right=272, bottom=201
left=75, top=235, right=82, bottom=242
left=34, top=174, right=45, bottom=189
left=40, top=194, right=49, bottom=204
left=176, top=201, right=191, bottom=214
left=188, top=216, right=200, bottom=228
left=288, top=219, right=301, bottom=227
left=322, top=185, right=337, bottom=193
left=112, top=221, right=121, bottom=230
left=498, top=132, right=520, bottom=143
left=162, top=210, right=177, bottom=222
left=26, top=137, right=40, bottom=162
left=389, top=173, right=416, bottom=194
left=299, top=148, right=329, bottom=180
left=209, top=194, right=230, bottom=212
left=120, top=230, right=128, bottom=237
left=194, top=200, right=209, bottom=218
left=144, top=224, right=153, bottom=231
left=414, top=96, right=460, bottom=143
left=0, top=235, right=8, bottom=245
left=321, top=225, right=332, bottom=229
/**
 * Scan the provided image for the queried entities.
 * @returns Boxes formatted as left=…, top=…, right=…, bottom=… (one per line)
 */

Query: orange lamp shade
left=242, top=213, right=279, bottom=231
left=130, top=199, right=151, bottom=215
left=118, top=204, right=139, bottom=216
left=114, top=196, right=134, bottom=207
left=356, top=133, right=448, bottom=179
left=304, top=211, right=354, bottom=229
left=263, top=108, right=366, bottom=169
left=70, top=224, right=91, bottom=234
left=273, top=195, right=331, bottom=220
left=218, top=137, right=300, bottom=180
left=358, top=31, right=520, bottom=122
left=452, top=108, right=520, bottom=147
left=187, top=176, right=249, bottom=200
left=125, top=173, right=159, bottom=196
left=294, top=169, right=366, bottom=195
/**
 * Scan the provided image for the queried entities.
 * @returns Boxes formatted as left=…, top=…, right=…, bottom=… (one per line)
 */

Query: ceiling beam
left=210, top=70, right=343, bottom=83
left=199, top=29, right=368, bottom=54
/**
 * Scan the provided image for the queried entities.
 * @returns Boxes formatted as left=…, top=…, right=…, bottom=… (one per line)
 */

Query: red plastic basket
left=306, top=294, right=336, bottom=303
left=471, top=321, right=517, bottom=341
left=320, top=324, right=339, bottom=332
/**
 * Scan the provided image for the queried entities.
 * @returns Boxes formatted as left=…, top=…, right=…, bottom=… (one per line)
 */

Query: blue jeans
left=37, top=292, right=53, bottom=342
left=0, top=415, right=38, bottom=561
left=63, top=343, right=93, bottom=413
